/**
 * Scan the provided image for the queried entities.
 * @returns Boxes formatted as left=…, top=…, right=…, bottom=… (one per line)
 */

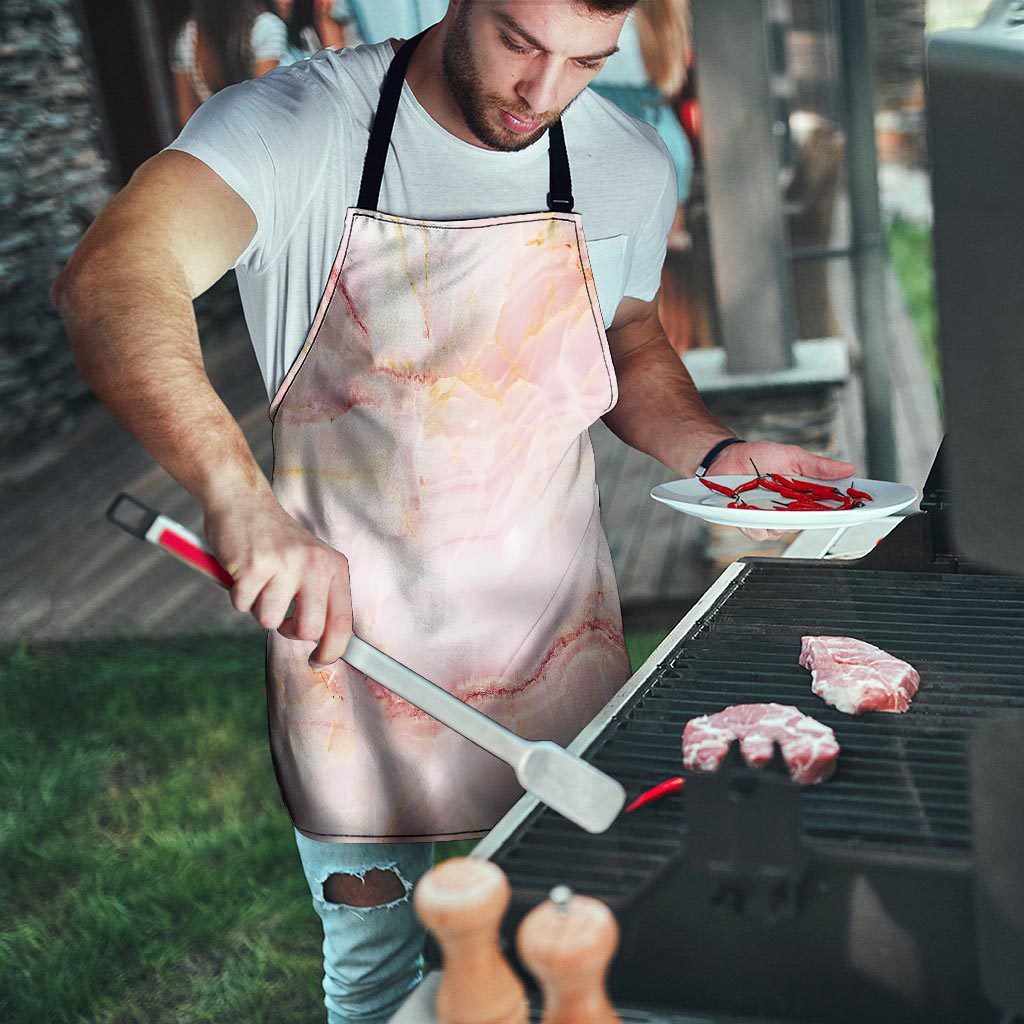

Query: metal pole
left=690, top=0, right=794, bottom=374
left=837, top=0, right=899, bottom=480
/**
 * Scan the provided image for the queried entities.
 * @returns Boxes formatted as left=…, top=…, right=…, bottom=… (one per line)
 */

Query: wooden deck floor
left=1, top=249, right=940, bottom=645
left=0, top=326, right=273, bottom=643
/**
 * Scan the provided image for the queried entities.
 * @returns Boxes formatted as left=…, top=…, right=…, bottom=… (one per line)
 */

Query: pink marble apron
left=266, top=31, right=631, bottom=842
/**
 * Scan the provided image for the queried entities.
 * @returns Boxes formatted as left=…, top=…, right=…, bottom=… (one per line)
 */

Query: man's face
left=441, top=1, right=627, bottom=151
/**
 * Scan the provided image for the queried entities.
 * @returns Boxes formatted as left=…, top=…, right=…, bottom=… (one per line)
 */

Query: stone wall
left=0, top=0, right=116, bottom=459
left=0, top=0, right=245, bottom=463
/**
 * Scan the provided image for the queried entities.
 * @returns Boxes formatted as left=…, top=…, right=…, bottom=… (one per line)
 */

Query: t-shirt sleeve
left=165, top=65, right=340, bottom=272
left=251, top=12, right=289, bottom=63
left=623, top=129, right=678, bottom=302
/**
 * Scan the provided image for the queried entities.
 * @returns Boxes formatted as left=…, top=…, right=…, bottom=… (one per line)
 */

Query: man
left=52, top=2, right=855, bottom=1020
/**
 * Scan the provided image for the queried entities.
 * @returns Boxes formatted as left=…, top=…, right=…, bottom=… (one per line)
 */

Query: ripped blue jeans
left=294, top=829, right=436, bottom=1024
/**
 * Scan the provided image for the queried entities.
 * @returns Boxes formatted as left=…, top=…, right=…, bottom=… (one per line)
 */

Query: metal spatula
left=106, top=493, right=627, bottom=834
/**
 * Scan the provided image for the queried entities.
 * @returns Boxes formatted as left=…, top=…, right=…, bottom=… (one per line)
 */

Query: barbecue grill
left=464, top=10, right=1024, bottom=1022
left=471, top=448, right=1024, bottom=1022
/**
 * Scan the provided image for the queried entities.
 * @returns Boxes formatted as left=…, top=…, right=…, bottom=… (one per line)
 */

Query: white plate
left=650, top=476, right=920, bottom=530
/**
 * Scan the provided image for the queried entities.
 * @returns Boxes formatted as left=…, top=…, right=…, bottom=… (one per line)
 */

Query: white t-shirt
left=168, top=40, right=677, bottom=400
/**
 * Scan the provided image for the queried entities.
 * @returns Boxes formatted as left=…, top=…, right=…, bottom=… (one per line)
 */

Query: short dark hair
left=465, top=1, right=640, bottom=18
left=579, top=0, right=640, bottom=13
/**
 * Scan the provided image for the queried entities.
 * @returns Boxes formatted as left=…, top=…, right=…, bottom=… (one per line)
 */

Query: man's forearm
left=602, top=333, right=735, bottom=478
left=52, top=253, right=272, bottom=514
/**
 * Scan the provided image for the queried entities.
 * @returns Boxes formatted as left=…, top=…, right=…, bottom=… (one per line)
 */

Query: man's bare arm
left=51, top=151, right=353, bottom=663
left=51, top=149, right=264, bottom=511
left=603, top=295, right=735, bottom=476
left=603, top=294, right=856, bottom=479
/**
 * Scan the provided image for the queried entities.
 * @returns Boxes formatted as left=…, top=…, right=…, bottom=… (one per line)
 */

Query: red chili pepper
left=699, top=477, right=737, bottom=498
left=775, top=498, right=835, bottom=511
left=768, top=473, right=816, bottom=494
left=734, top=478, right=762, bottom=494
left=847, top=486, right=873, bottom=501
left=782, top=493, right=839, bottom=509
left=772, top=473, right=844, bottom=498
left=761, top=479, right=825, bottom=502
left=758, top=478, right=802, bottom=497
left=626, top=776, right=685, bottom=813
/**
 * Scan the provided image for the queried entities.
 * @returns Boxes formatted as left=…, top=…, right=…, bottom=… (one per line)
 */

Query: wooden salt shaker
left=516, top=885, right=621, bottom=1024
left=413, top=857, right=528, bottom=1024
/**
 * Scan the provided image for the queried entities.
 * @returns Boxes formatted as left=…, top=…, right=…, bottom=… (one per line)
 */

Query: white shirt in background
left=170, top=11, right=289, bottom=102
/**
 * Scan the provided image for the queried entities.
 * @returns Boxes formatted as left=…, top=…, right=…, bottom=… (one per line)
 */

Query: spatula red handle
left=106, top=493, right=234, bottom=589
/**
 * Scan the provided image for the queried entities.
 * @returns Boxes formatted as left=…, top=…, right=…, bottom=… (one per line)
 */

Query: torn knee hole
left=323, top=869, right=407, bottom=908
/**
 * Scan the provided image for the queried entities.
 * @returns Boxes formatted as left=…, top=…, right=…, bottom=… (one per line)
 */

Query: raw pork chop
left=799, top=636, right=920, bottom=716
left=682, top=703, right=839, bottom=785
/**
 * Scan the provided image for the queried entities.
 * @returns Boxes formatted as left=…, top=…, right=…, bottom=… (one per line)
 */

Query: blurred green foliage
left=888, top=215, right=942, bottom=412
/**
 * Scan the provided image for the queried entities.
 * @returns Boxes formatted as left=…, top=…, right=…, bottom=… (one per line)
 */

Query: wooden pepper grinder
left=413, top=857, right=528, bottom=1024
left=516, top=885, right=621, bottom=1024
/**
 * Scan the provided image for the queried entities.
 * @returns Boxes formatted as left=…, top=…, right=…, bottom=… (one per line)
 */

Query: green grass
left=887, top=215, right=942, bottom=408
left=0, top=629, right=668, bottom=1022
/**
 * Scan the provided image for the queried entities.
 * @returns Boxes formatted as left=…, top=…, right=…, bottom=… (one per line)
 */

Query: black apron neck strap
left=545, top=119, right=573, bottom=213
left=357, top=30, right=428, bottom=212
left=357, top=30, right=575, bottom=215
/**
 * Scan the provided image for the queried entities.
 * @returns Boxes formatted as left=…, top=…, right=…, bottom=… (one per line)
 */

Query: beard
left=441, top=3, right=562, bottom=152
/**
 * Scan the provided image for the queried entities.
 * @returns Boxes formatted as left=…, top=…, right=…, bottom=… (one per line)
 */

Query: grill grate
left=493, top=563, right=1024, bottom=902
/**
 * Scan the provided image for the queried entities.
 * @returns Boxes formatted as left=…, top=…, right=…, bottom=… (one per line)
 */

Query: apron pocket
left=584, top=234, right=628, bottom=328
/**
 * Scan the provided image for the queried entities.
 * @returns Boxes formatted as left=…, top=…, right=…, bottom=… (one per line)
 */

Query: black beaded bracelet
left=694, top=437, right=745, bottom=478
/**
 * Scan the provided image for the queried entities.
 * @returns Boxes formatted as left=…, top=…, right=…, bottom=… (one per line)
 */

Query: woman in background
left=171, top=1, right=289, bottom=127
left=277, top=0, right=350, bottom=63
left=279, top=2, right=450, bottom=61
left=591, top=0, right=694, bottom=209
left=591, top=0, right=695, bottom=351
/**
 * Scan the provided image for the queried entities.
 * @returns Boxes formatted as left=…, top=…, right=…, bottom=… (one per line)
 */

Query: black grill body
left=487, top=550, right=1024, bottom=1023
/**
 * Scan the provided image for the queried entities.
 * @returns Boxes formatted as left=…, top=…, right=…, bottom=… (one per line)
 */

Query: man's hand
left=204, top=492, right=353, bottom=667
left=708, top=440, right=857, bottom=543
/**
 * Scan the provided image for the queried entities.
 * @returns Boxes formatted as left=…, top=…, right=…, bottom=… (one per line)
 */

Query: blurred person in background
left=334, top=0, right=449, bottom=45
left=171, top=0, right=289, bottom=126
left=276, top=0, right=350, bottom=62
left=591, top=0, right=693, bottom=243
left=273, top=2, right=472, bottom=70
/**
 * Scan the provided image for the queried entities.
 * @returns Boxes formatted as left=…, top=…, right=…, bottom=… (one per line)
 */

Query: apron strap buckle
left=546, top=192, right=575, bottom=214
